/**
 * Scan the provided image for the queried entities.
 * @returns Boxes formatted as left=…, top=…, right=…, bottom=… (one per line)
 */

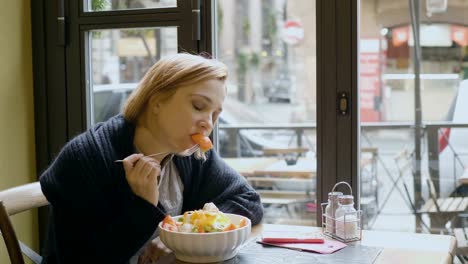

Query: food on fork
left=161, top=203, right=248, bottom=233
left=191, top=134, right=213, bottom=152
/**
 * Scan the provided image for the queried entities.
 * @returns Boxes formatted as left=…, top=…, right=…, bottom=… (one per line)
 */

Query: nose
left=198, top=114, right=213, bottom=133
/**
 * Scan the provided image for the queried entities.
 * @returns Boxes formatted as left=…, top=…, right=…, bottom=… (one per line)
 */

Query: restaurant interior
left=1, top=0, right=468, bottom=263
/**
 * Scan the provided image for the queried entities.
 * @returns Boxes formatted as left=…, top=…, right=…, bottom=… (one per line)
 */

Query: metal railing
left=219, top=121, right=468, bottom=194
left=219, top=122, right=468, bottom=230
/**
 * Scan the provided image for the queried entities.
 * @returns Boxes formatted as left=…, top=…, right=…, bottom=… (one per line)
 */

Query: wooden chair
left=0, top=182, right=49, bottom=264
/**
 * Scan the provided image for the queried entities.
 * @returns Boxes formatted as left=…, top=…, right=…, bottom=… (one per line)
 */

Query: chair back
left=0, top=201, right=23, bottom=264
left=0, top=182, right=49, bottom=264
left=393, top=149, right=412, bottom=176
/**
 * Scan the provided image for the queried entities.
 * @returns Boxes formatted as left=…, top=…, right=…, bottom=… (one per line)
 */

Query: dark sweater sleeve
left=193, top=151, right=264, bottom=225
left=40, top=135, right=166, bottom=263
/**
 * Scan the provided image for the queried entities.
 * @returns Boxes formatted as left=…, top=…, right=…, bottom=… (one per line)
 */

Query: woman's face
left=149, top=79, right=226, bottom=152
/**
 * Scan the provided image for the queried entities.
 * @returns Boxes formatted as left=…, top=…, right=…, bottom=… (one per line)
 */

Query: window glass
left=216, top=0, right=317, bottom=226
left=359, top=0, right=468, bottom=233
left=87, top=27, right=177, bottom=124
left=85, top=0, right=176, bottom=12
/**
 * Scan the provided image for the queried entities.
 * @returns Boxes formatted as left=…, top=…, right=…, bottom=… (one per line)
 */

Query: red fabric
left=439, top=128, right=451, bottom=153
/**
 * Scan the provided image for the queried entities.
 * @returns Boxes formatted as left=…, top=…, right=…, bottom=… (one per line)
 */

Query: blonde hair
left=122, top=53, right=228, bottom=160
left=123, top=53, right=228, bottom=121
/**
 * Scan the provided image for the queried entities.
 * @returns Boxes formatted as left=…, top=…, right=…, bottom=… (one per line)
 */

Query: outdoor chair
left=360, top=147, right=379, bottom=228
left=373, top=149, right=414, bottom=219
left=403, top=171, right=468, bottom=234
left=370, top=148, right=441, bottom=233
left=446, top=169, right=468, bottom=262
left=0, top=182, right=48, bottom=264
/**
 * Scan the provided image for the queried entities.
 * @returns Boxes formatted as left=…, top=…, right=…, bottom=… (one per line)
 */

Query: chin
left=177, top=142, right=194, bottom=151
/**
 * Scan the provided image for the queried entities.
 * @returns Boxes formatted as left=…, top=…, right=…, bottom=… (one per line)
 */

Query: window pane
left=216, top=0, right=317, bottom=226
left=87, top=27, right=177, bottom=125
left=359, top=0, right=468, bottom=233
left=84, top=0, right=176, bottom=12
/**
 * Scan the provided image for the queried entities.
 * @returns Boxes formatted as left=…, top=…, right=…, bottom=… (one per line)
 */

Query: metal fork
left=114, top=144, right=200, bottom=163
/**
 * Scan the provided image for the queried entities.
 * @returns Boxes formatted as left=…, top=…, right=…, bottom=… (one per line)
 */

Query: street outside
left=221, top=84, right=468, bottom=233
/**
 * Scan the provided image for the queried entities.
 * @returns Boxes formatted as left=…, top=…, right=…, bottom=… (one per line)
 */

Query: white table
left=252, top=224, right=456, bottom=264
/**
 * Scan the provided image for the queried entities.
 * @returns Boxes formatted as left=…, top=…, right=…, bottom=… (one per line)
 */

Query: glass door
left=215, top=0, right=318, bottom=226
left=358, top=0, right=468, bottom=233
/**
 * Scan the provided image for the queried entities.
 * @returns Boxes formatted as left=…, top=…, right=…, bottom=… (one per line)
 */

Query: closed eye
left=192, top=102, right=205, bottom=111
left=190, top=94, right=223, bottom=114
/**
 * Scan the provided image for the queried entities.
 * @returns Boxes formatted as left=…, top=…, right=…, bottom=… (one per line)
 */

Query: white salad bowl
left=158, top=213, right=252, bottom=263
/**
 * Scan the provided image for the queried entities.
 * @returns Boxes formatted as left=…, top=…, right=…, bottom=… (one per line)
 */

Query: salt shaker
left=324, top=191, right=342, bottom=235
left=335, top=195, right=358, bottom=240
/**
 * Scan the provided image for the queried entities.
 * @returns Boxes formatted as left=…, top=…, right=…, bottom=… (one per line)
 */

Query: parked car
left=264, top=73, right=296, bottom=103
left=92, top=83, right=134, bottom=124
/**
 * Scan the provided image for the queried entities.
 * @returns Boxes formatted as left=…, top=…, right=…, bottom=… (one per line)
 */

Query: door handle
left=338, top=92, right=349, bottom=116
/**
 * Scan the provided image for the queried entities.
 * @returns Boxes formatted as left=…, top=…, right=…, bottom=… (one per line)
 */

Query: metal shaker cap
left=338, top=195, right=354, bottom=205
left=328, top=192, right=343, bottom=201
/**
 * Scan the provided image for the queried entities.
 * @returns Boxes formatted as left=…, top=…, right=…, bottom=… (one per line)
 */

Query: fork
left=114, top=144, right=200, bottom=163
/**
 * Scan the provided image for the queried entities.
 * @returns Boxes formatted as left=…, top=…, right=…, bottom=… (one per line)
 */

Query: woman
left=39, top=53, right=264, bottom=264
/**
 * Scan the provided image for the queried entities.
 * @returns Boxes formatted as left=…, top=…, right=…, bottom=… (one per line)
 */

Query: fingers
left=123, top=154, right=161, bottom=206
left=138, top=238, right=171, bottom=264
left=139, top=163, right=159, bottom=184
left=134, top=157, right=161, bottom=178
left=123, top=154, right=160, bottom=178
left=154, top=237, right=172, bottom=254
left=137, top=254, right=147, bottom=264
left=122, top=153, right=144, bottom=172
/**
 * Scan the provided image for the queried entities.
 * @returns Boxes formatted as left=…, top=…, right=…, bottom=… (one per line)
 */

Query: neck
left=133, top=114, right=169, bottom=162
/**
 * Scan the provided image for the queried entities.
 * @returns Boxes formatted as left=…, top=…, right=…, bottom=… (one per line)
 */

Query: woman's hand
left=123, top=154, right=161, bottom=206
left=138, top=237, right=172, bottom=264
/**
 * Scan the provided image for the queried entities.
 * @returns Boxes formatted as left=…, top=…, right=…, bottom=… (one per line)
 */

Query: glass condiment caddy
left=321, top=181, right=362, bottom=242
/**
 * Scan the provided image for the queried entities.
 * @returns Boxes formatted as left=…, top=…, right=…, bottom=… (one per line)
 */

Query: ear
left=148, top=95, right=160, bottom=115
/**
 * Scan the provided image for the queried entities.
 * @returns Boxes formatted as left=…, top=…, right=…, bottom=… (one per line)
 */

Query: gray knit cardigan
left=39, top=115, right=263, bottom=264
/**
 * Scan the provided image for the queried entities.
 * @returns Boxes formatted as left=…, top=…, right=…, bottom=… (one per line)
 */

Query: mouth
left=190, top=133, right=213, bottom=152
left=189, top=134, right=200, bottom=145
left=191, top=131, right=207, bottom=136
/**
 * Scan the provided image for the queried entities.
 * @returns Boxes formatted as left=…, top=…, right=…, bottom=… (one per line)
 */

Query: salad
left=161, top=203, right=248, bottom=233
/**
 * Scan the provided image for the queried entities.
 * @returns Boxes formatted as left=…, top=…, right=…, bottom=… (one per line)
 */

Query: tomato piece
left=162, top=215, right=177, bottom=226
left=191, top=134, right=213, bottom=152
left=223, top=223, right=237, bottom=231
left=198, top=225, right=205, bottom=233
left=239, top=218, right=248, bottom=227
left=161, top=215, right=179, bottom=231
left=162, top=223, right=178, bottom=231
